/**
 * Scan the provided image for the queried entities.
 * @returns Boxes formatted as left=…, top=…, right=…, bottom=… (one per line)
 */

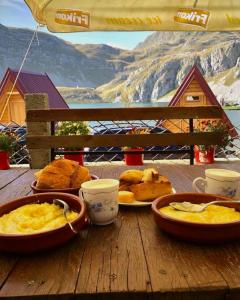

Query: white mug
left=192, top=169, right=240, bottom=198
left=79, top=179, right=119, bottom=225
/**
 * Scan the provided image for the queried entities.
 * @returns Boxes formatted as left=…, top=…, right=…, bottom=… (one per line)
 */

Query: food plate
left=0, top=192, right=86, bottom=253
left=118, top=187, right=176, bottom=207
left=152, top=192, right=240, bottom=244
left=31, top=174, right=98, bottom=195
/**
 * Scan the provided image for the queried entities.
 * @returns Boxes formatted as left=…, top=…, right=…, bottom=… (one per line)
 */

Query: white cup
left=192, top=169, right=240, bottom=198
left=79, top=179, right=119, bottom=225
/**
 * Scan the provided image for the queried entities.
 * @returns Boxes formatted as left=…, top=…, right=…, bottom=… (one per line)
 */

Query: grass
left=223, top=106, right=240, bottom=110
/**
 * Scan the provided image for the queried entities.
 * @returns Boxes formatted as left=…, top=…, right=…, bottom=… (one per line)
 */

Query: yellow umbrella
left=24, top=0, right=240, bottom=32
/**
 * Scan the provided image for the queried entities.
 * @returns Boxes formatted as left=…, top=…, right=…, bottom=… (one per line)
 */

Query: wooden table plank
left=1, top=163, right=240, bottom=299
left=75, top=166, right=151, bottom=299
left=0, top=168, right=28, bottom=190
left=0, top=170, right=36, bottom=205
left=0, top=166, right=106, bottom=300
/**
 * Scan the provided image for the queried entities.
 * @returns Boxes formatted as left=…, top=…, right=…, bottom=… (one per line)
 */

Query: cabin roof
left=166, top=65, right=237, bottom=138
left=0, top=68, right=68, bottom=109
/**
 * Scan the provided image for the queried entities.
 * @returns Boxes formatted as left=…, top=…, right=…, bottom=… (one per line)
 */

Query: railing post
left=25, top=93, right=51, bottom=169
left=189, top=118, right=194, bottom=165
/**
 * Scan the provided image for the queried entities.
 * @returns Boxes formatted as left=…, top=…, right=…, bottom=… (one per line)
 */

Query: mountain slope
left=98, top=32, right=240, bottom=104
left=0, top=24, right=131, bottom=87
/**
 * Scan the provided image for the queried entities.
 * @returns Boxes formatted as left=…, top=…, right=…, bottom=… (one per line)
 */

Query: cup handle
left=192, top=177, right=207, bottom=193
left=79, top=189, right=90, bottom=227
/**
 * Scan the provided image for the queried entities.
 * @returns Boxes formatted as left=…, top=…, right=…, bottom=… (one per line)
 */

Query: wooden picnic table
left=1, top=162, right=240, bottom=300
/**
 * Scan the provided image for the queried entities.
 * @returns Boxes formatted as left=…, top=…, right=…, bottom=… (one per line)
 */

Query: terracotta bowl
left=0, top=192, right=86, bottom=253
left=152, top=193, right=240, bottom=244
left=31, top=174, right=99, bottom=195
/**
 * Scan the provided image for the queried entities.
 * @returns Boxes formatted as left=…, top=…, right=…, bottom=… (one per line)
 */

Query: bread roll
left=51, top=159, right=78, bottom=176
left=36, top=165, right=70, bottom=189
left=130, top=181, right=172, bottom=202
left=119, top=169, right=143, bottom=184
left=70, top=166, right=91, bottom=188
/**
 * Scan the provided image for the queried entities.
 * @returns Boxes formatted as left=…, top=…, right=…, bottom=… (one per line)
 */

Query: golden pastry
left=118, top=191, right=135, bottom=203
left=119, top=169, right=143, bottom=184
left=70, top=166, right=91, bottom=188
left=129, top=181, right=173, bottom=202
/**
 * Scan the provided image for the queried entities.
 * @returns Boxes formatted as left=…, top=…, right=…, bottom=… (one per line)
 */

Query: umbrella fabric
left=24, top=0, right=240, bottom=32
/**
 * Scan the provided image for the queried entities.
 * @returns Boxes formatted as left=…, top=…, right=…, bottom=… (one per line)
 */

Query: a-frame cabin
left=0, top=68, right=68, bottom=125
left=161, top=65, right=237, bottom=138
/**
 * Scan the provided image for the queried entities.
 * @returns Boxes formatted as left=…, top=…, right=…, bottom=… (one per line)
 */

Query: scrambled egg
left=159, top=204, right=240, bottom=224
left=0, top=203, right=78, bottom=234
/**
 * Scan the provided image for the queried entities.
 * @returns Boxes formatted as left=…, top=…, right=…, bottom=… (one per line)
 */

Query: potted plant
left=56, top=121, right=90, bottom=165
left=194, top=120, right=230, bottom=164
left=0, top=132, right=17, bottom=170
left=123, top=128, right=150, bottom=166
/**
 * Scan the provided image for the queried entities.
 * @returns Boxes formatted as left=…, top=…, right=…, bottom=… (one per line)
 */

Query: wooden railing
left=26, top=106, right=224, bottom=166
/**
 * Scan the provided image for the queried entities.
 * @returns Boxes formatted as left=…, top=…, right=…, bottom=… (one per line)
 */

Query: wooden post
left=25, top=93, right=51, bottom=169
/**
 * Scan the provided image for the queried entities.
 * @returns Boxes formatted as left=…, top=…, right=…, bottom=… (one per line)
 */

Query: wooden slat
left=26, top=106, right=223, bottom=122
left=26, top=132, right=224, bottom=149
left=0, top=168, right=28, bottom=190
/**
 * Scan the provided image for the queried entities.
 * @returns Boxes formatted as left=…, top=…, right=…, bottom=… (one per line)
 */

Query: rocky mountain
left=98, top=32, right=240, bottom=104
left=0, top=24, right=133, bottom=87
left=1, top=24, right=240, bottom=104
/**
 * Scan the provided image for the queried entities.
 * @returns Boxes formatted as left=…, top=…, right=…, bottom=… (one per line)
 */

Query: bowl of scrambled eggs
left=152, top=193, right=240, bottom=243
left=0, top=192, right=86, bottom=253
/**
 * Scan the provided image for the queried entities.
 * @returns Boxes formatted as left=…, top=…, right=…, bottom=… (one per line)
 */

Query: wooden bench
left=26, top=106, right=223, bottom=167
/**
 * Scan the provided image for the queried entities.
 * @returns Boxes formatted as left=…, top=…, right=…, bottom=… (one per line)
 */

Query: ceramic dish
left=152, top=192, right=240, bottom=244
left=118, top=187, right=176, bottom=207
left=31, top=174, right=98, bottom=195
left=0, top=192, right=86, bottom=253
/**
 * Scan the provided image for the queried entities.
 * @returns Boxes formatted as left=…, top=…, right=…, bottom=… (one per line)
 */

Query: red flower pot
left=64, top=153, right=84, bottom=166
left=0, top=151, right=10, bottom=170
left=124, top=148, right=144, bottom=166
left=194, top=146, right=215, bottom=164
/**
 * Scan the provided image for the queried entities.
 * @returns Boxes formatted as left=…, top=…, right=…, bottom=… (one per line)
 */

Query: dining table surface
left=1, top=161, right=240, bottom=300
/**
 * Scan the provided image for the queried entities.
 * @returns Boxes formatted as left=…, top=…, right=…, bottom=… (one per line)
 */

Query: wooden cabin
left=161, top=65, right=237, bottom=138
left=0, top=68, right=68, bottom=125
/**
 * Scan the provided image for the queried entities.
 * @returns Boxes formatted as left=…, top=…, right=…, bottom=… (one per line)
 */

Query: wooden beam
left=26, top=132, right=224, bottom=149
left=26, top=106, right=223, bottom=122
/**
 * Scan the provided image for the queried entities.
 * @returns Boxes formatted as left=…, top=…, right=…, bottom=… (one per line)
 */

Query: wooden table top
left=1, top=162, right=240, bottom=300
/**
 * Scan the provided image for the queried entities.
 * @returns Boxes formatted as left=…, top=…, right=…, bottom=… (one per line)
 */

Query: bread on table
left=119, top=169, right=143, bottom=184
left=129, top=180, right=172, bottom=202
left=70, top=165, right=91, bottom=188
left=119, top=168, right=172, bottom=202
left=35, top=158, right=92, bottom=189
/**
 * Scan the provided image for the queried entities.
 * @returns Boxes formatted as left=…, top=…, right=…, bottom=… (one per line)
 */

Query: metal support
left=189, top=118, right=194, bottom=165
left=50, top=121, right=55, bottom=161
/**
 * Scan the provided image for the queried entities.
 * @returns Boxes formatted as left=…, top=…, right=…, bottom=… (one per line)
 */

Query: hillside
left=1, top=24, right=240, bottom=104
left=98, top=32, right=240, bottom=104
left=0, top=24, right=132, bottom=87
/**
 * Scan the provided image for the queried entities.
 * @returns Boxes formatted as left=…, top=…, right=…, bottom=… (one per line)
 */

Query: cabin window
left=186, top=95, right=200, bottom=102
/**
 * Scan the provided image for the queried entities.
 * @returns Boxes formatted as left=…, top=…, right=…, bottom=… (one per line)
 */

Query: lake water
left=69, top=102, right=240, bottom=133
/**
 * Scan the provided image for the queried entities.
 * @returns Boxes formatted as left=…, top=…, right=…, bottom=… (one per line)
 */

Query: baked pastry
left=119, top=168, right=172, bottom=202
left=36, top=165, right=70, bottom=189
left=119, top=169, right=143, bottom=184
left=118, top=191, right=135, bottom=203
left=35, top=158, right=91, bottom=189
left=129, top=179, right=172, bottom=202
left=70, top=165, right=91, bottom=188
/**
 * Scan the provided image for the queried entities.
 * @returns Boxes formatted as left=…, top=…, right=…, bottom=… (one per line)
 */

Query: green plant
left=0, top=132, right=17, bottom=152
left=56, top=121, right=90, bottom=151
left=195, top=120, right=230, bottom=151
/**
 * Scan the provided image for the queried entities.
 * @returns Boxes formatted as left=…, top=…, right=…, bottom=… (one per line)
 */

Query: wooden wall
left=163, top=78, right=217, bottom=133
left=0, top=79, right=26, bottom=125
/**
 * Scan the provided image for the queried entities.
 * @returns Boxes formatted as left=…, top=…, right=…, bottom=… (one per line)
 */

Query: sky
left=0, top=0, right=153, bottom=49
